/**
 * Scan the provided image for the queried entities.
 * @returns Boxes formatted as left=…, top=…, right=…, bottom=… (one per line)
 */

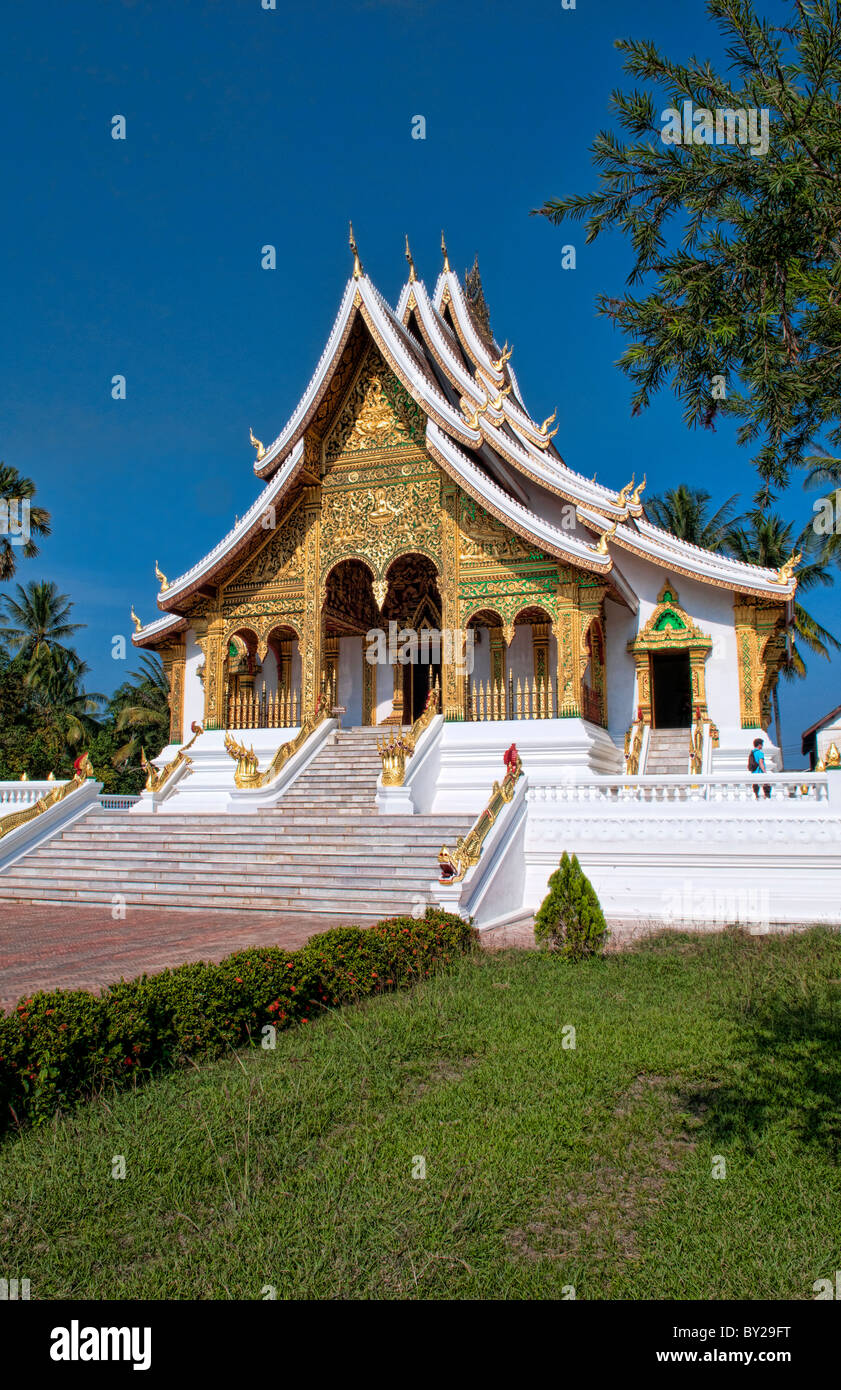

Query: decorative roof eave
left=156, top=439, right=307, bottom=609
left=132, top=611, right=187, bottom=649
left=254, top=280, right=359, bottom=479
left=464, top=411, right=628, bottom=517
left=433, top=269, right=505, bottom=380
left=397, top=277, right=490, bottom=407
left=575, top=504, right=797, bottom=599
left=426, top=420, right=616, bottom=582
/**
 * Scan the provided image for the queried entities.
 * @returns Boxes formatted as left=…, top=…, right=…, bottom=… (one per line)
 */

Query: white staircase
left=644, top=728, right=691, bottom=775
left=0, top=728, right=473, bottom=918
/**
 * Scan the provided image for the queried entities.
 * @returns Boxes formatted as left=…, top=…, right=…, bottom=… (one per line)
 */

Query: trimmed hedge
left=0, top=908, right=477, bottom=1133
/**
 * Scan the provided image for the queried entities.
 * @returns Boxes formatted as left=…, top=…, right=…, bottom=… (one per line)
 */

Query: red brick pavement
left=0, top=904, right=361, bottom=1011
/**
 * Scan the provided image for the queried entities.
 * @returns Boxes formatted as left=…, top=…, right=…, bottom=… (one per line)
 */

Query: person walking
left=748, top=737, right=771, bottom=799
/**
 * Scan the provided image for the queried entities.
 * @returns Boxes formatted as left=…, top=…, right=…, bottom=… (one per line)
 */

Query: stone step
left=0, top=887, right=431, bottom=914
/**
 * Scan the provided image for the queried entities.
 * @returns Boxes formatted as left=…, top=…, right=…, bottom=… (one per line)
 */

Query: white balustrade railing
left=527, top=773, right=830, bottom=806
left=0, top=781, right=70, bottom=809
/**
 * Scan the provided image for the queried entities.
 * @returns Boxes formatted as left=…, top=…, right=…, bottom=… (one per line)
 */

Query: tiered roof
left=134, top=241, right=797, bottom=646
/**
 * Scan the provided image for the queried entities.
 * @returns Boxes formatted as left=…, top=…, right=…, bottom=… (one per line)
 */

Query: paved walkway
left=0, top=905, right=354, bottom=1011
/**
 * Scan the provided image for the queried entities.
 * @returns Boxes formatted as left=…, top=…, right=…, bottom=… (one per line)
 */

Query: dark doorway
left=651, top=651, right=692, bottom=728
left=406, top=649, right=441, bottom=722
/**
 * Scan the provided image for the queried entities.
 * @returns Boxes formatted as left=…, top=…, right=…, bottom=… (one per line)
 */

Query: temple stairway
left=0, top=728, right=474, bottom=918
left=644, top=728, right=691, bottom=775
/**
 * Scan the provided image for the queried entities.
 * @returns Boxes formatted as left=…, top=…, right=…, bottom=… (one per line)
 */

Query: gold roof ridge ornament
left=617, top=475, right=636, bottom=509
left=130, top=605, right=142, bottom=633
left=404, top=233, right=416, bottom=283
left=773, top=550, right=802, bottom=586
left=154, top=561, right=169, bottom=592
left=249, top=427, right=266, bottom=462
left=460, top=393, right=487, bottom=431
left=490, top=383, right=512, bottom=411
left=349, top=221, right=363, bottom=279
left=595, top=518, right=618, bottom=555
left=491, top=341, right=513, bottom=372
left=441, top=230, right=450, bottom=274
left=535, top=409, right=558, bottom=448
left=630, top=473, right=647, bottom=506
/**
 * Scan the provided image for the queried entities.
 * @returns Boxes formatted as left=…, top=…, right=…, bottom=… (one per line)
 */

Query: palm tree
left=111, top=655, right=171, bottom=766
left=646, top=485, right=741, bottom=551
left=0, top=581, right=83, bottom=687
left=725, top=513, right=840, bottom=755
left=0, top=462, right=51, bottom=580
left=31, top=654, right=104, bottom=749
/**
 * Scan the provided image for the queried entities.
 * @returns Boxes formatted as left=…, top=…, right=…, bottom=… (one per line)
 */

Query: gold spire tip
left=404, top=233, right=416, bottom=282
left=349, top=221, right=363, bottom=279
left=441, top=230, right=450, bottom=273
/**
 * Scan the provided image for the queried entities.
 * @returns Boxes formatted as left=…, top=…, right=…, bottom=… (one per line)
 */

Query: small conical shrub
left=534, top=851, right=608, bottom=960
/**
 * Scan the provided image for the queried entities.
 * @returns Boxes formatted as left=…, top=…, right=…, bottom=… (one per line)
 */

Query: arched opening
left=383, top=554, right=442, bottom=723
left=265, top=624, right=303, bottom=726
left=322, top=559, right=380, bottom=726
left=224, top=628, right=260, bottom=728
left=464, top=609, right=505, bottom=720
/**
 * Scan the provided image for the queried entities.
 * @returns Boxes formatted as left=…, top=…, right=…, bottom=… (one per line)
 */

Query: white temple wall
left=339, top=637, right=363, bottom=727
left=182, top=628, right=205, bottom=741
left=606, top=552, right=745, bottom=745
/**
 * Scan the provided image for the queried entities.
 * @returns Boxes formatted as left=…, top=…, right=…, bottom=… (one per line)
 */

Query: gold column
left=160, top=639, right=186, bottom=744
left=362, top=649, right=376, bottom=725
left=323, top=635, right=339, bottom=703
left=554, top=580, right=582, bottom=717
left=531, top=622, right=549, bottom=686
left=301, top=485, right=323, bottom=714
left=632, top=651, right=652, bottom=725
left=734, top=598, right=786, bottom=729
left=440, top=480, right=463, bottom=719
left=200, top=611, right=226, bottom=730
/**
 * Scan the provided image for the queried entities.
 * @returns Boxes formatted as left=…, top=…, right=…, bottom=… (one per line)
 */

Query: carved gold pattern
left=0, top=755, right=95, bottom=842
left=141, top=722, right=203, bottom=792
left=224, top=693, right=330, bottom=790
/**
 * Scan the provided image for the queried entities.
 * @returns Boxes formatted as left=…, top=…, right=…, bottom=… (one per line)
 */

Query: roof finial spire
left=441, top=230, right=450, bottom=273
left=404, top=234, right=416, bottom=283
left=349, top=221, right=363, bottom=279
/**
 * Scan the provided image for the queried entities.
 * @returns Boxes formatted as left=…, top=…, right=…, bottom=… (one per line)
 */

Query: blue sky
left=1, top=0, right=835, bottom=762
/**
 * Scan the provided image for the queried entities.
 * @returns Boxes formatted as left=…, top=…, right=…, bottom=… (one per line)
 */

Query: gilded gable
left=325, top=347, right=425, bottom=460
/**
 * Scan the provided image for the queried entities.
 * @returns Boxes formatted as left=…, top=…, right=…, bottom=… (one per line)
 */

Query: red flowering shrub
left=0, top=909, right=474, bottom=1132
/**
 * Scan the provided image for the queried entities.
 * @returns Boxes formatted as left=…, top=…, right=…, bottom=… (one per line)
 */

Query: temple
left=4, top=233, right=835, bottom=932
left=132, top=233, right=798, bottom=781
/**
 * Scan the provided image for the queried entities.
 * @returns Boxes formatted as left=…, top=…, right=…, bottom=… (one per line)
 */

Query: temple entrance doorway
left=651, top=650, right=692, bottom=728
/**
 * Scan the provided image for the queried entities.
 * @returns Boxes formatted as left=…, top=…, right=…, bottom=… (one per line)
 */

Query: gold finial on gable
left=404, top=234, right=416, bottom=283
left=441, top=230, right=450, bottom=273
left=154, top=561, right=169, bottom=592
left=130, top=606, right=142, bottom=633
left=249, top=427, right=266, bottom=461
left=349, top=221, right=363, bottom=279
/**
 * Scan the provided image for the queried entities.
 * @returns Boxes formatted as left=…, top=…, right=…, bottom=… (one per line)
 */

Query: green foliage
left=535, top=0, right=841, bottom=502
left=0, top=462, right=51, bottom=582
left=534, top=851, right=608, bottom=960
left=0, top=909, right=477, bottom=1131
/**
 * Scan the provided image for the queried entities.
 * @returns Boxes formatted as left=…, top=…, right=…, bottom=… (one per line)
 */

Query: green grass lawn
left=2, top=927, right=841, bottom=1300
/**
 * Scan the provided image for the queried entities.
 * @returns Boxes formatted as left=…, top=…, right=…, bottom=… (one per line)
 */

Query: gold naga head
left=775, top=551, right=802, bottom=585
left=490, top=383, right=512, bottom=411
left=130, top=605, right=142, bottom=633
left=630, top=473, right=647, bottom=506
left=154, top=561, right=169, bottom=591
left=538, top=408, right=557, bottom=437
left=595, top=519, right=618, bottom=555
left=249, top=427, right=266, bottom=461
left=616, top=475, right=636, bottom=509
left=491, top=341, right=513, bottom=372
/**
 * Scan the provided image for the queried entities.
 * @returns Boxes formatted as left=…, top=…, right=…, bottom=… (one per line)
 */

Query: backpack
left=747, top=749, right=759, bottom=772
